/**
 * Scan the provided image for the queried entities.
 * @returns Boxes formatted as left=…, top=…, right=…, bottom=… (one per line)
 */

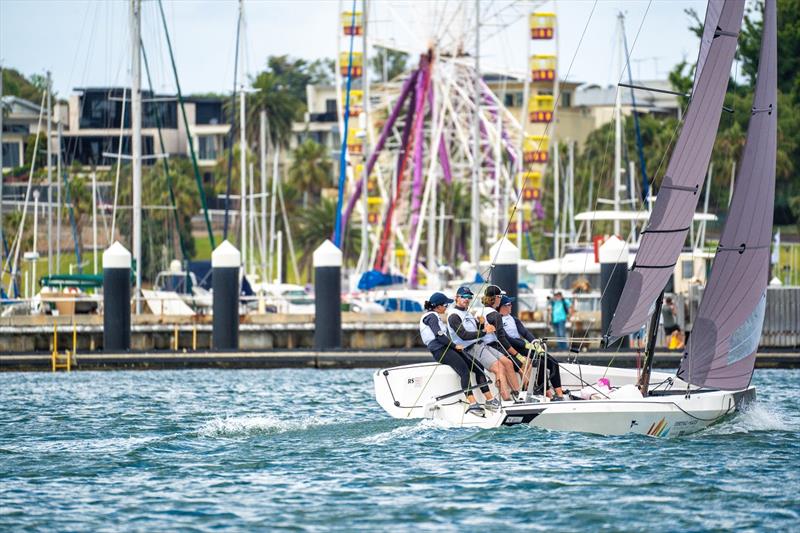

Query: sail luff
left=692, top=0, right=725, bottom=96
left=679, top=0, right=777, bottom=390
left=606, top=0, right=745, bottom=341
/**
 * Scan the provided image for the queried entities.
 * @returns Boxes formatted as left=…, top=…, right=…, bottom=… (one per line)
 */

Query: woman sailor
left=446, top=286, right=518, bottom=404
left=420, top=292, right=491, bottom=416
left=498, top=295, right=566, bottom=400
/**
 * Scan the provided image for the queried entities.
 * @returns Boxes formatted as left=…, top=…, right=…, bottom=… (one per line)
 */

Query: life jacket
left=419, top=311, right=448, bottom=348
left=446, top=306, right=480, bottom=348
left=476, top=306, right=498, bottom=345
left=502, top=314, right=522, bottom=339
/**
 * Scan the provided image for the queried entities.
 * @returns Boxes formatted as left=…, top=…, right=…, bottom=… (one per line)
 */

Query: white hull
left=374, top=362, right=755, bottom=437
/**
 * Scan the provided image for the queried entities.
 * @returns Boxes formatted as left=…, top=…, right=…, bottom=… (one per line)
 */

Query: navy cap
left=484, top=285, right=506, bottom=297
left=500, top=295, right=514, bottom=306
left=429, top=292, right=454, bottom=306
left=456, top=286, right=474, bottom=298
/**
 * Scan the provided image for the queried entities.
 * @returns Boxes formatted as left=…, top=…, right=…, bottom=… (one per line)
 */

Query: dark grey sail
left=693, top=0, right=725, bottom=95
left=678, top=0, right=777, bottom=390
left=606, top=0, right=745, bottom=340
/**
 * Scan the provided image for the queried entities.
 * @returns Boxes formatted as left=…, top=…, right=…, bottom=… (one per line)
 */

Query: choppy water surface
left=1, top=368, right=798, bottom=531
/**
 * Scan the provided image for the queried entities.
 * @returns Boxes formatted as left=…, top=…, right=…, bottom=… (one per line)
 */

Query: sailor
left=498, top=295, right=566, bottom=400
left=420, top=292, right=489, bottom=416
left=447, top=286, right=518, bottom=404
left=479, top=285, right=531, bottom=394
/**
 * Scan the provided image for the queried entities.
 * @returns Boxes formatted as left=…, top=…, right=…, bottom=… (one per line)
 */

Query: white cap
left=489, top=237, right=520, bottom=265
left=212, top=240, right=241, bottom=268
left=598, top=235, right=630, bottom=264
left=102, top=241, right=132, bottom=269
left=313, top=239, right=342, bottom=268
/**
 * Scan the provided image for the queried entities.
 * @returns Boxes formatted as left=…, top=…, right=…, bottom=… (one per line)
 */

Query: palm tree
left=288, top=139, right=333, bottom=206
left=292, top=196, right=360, bottom=279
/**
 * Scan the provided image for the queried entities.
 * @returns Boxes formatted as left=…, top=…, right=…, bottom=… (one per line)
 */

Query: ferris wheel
left=334, top=1, right=558, bottom=290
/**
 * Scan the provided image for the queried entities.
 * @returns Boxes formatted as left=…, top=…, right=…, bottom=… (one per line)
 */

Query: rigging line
left=333, top=1, right=359, bottom=249
left=156, top=0, right=216, bottom=250
left=408, top=0, right=601, bottom=413
left=141, top=40, right=189, bottom=262
left=4, top=91, right=46, bottom=296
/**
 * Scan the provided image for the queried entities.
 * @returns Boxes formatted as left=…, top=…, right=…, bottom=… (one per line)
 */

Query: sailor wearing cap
left=498, top=296, right=565, bottom=400
left=421, top=292, right=488, bottom=416
left=446, top=286, right=519, bottom=404
left=478, top=286, right=528, bottom=399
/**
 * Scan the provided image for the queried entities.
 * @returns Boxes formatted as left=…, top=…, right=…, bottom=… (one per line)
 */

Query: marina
left=2, top=0, right=799, bottom=528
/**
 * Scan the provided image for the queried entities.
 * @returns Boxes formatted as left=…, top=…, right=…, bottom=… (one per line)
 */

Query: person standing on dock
left=420, top=292, right=495, bottom=416
left=548, top=292, right=571, bottom=350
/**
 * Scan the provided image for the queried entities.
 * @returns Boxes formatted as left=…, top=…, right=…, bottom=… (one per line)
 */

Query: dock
left=2, top=349, right=798, bottom=372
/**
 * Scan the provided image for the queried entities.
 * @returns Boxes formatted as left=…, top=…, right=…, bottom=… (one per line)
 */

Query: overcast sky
left=1, top=0, right=727, bottom=99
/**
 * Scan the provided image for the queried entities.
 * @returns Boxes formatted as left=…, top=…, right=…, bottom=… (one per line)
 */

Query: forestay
left=606, top=0, right=745, bottom=340
left=678, top=0, right=777, bottom=390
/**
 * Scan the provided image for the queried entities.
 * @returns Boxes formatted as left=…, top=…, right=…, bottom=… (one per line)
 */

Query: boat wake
left=359, top=419, right=442, bottom=445
left=198, top=414, right=326, bottom=437
left=708, top=402, right=794, bottom=435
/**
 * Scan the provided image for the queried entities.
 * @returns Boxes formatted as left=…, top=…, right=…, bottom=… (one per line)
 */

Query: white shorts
left=466, top=343, right=504, bottom=370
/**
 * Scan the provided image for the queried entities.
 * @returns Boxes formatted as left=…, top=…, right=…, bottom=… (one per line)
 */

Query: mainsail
left=678, top=0, right=777, bottom=390
left=692, top=0, right=725, bottom=95
left=606, top=0, right=745, bottom=340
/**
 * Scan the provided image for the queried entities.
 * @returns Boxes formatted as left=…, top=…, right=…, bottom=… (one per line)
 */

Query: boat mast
left=360, top=0, right=370, bottom=273
left=259, top=109, right=268, bottom=284
left=470, top=0, right=481, bottom=269
left=131, top=0, right=143, bottom=314
left=638, top=289, right=664, bottom=396
left=613, top=13, right=624, bottom=236
left=46, top=71, right=53, bottom=277
left=56, top=119, right=62, bottom=271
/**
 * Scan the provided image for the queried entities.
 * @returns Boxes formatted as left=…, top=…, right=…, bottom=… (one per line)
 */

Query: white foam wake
left=709, top=402, right=795, bottom=435
left=360, top=419, right=441, bottom=445
left=198, top=414, right=326, bottom=437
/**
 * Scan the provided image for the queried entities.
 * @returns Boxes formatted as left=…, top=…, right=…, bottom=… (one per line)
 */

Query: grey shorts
left=466, top=343, right=504, bottom=369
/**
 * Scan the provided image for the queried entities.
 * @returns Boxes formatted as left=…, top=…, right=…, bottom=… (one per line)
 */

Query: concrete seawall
left=2, top=349, right=798, bottom=372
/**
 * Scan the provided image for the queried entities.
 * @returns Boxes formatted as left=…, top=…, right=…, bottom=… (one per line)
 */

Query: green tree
left=288, top=139, right=333, bottom=206
left=371, top=48, right=409, bottom=81
left=1, top=68, right=46, bottom=103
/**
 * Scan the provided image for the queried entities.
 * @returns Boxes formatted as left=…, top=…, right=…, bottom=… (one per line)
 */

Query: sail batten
left=606, top=0, right=745, bottom=341
left=679, top=0, right=777, bottom=390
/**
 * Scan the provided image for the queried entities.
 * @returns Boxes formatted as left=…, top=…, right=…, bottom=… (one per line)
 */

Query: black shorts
left=664, top=325, right=680, bottom=335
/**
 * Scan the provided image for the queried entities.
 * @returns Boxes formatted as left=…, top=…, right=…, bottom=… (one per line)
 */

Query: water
left=2, top=368, right=798, bottom=531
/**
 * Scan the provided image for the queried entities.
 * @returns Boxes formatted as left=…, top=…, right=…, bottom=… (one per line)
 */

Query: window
left=682, top=260, right=694, bottom=279
left=2, top=142, right=21, bottom=168
left=561, top=91, right=571, bottom=108
left=197, top=135, right=219, bottom=160
left=325, top=99, right=337, bottom=114
left=195, top=101, right=224, bottom=125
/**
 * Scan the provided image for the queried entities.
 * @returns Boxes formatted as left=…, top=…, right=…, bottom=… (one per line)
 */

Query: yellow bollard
left=52, top=322, right=58, bottom=372
left=192, top=324, right=197, bottom=351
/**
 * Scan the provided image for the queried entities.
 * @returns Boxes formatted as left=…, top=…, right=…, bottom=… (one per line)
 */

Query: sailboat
left=373, top=0, right=776, bottom=436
